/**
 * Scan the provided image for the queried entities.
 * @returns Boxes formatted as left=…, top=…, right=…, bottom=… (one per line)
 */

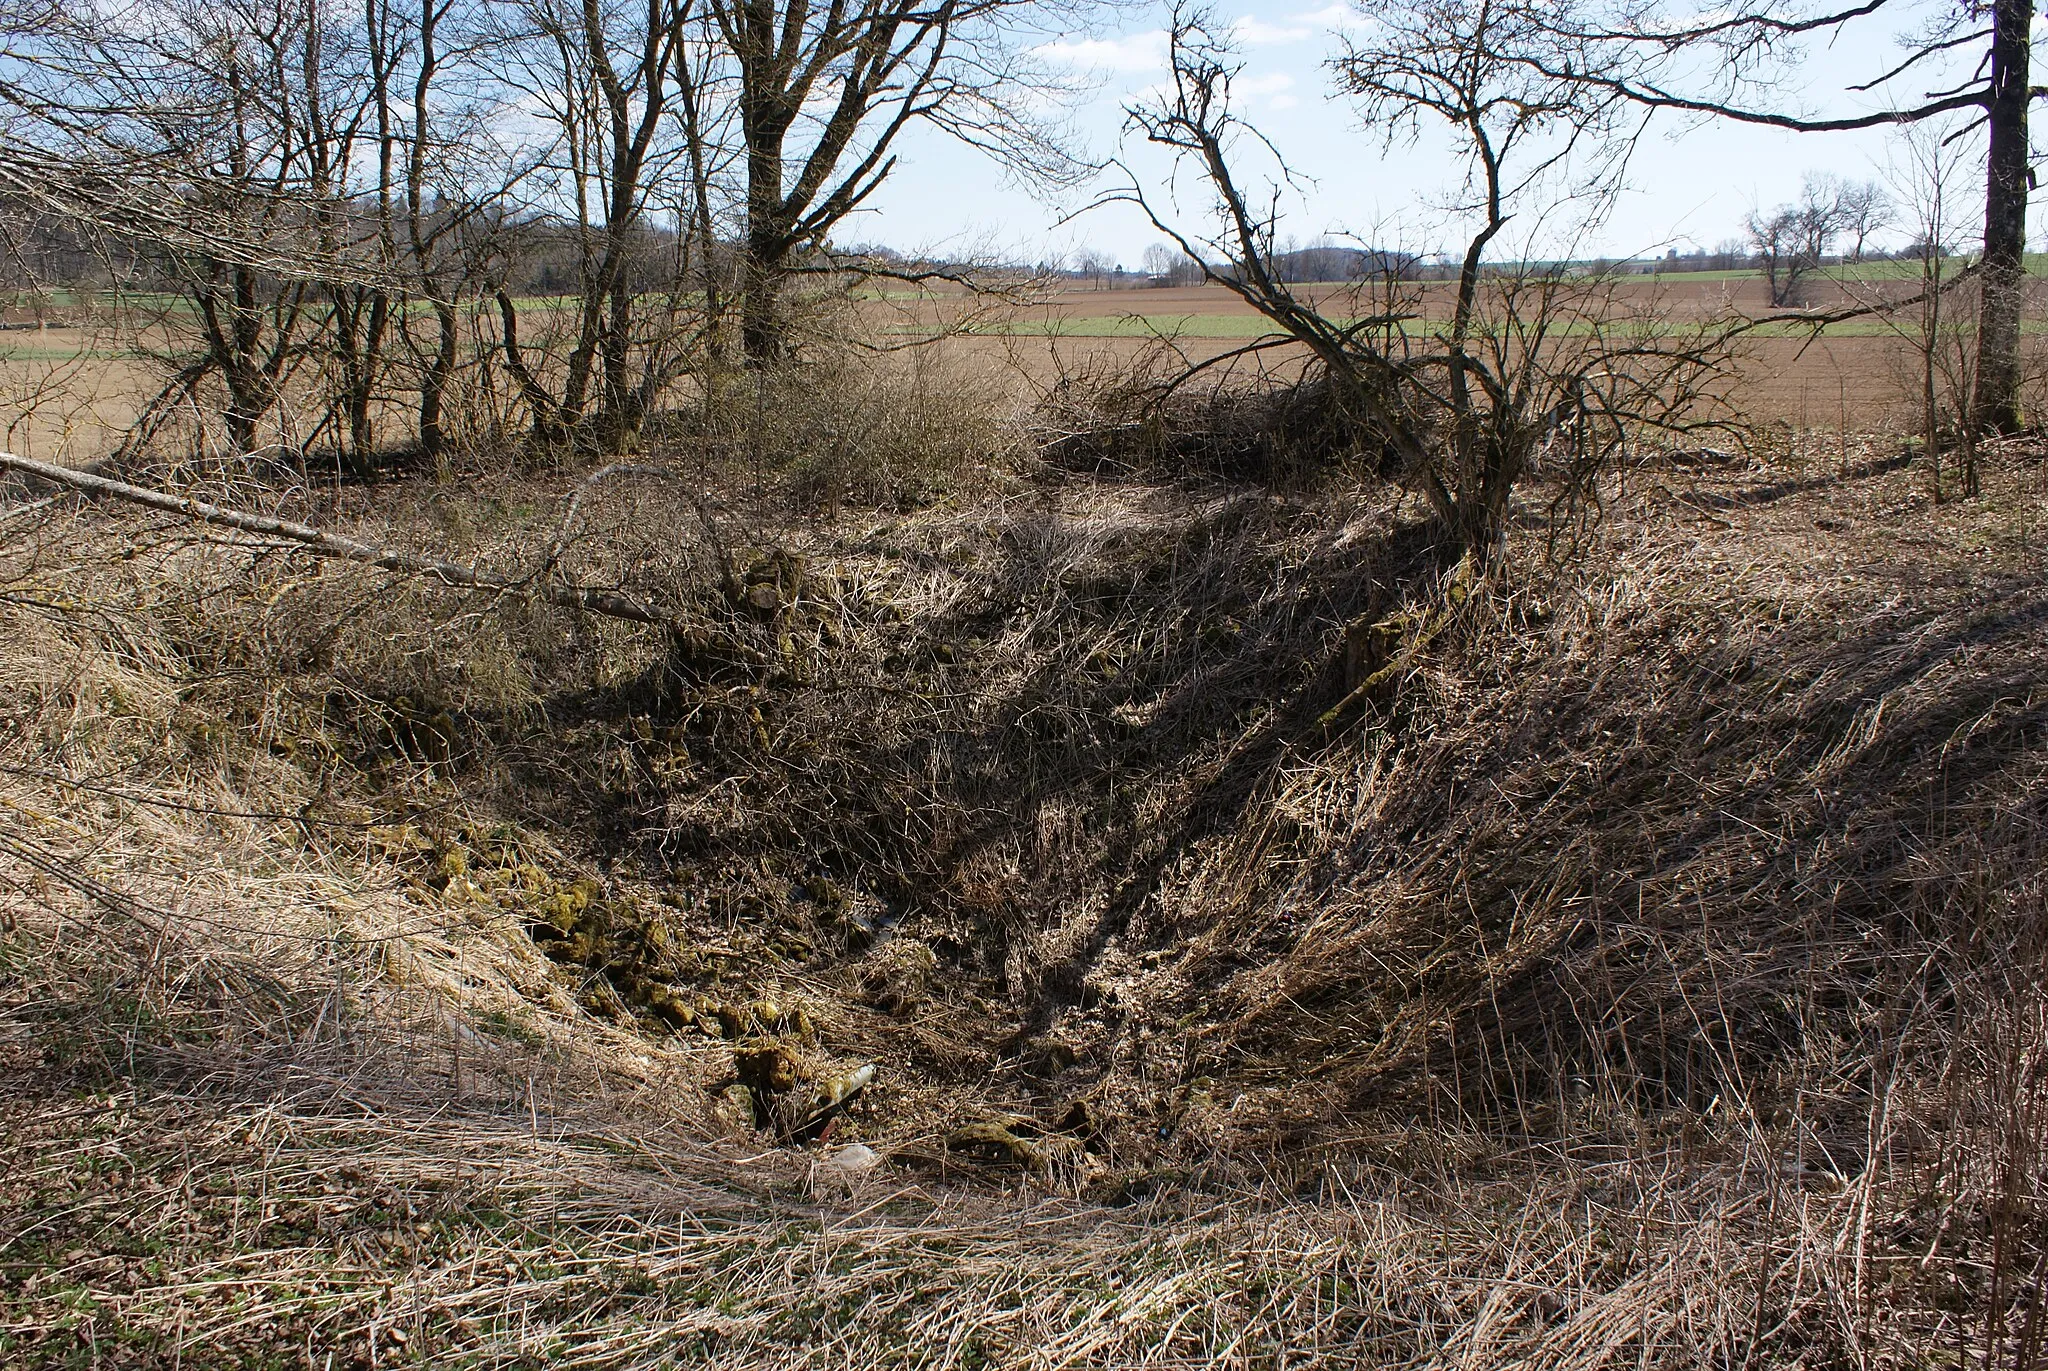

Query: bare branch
left=0, top=451, right=673, bottom=629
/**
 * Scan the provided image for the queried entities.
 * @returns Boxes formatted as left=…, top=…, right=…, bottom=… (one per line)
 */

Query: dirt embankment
left=1, top=439, right=2043, bottom=1367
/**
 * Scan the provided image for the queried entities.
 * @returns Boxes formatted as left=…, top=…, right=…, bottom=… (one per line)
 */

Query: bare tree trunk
left=403, top=0, right=470, bottom=466
left=673, top=46, right=729, bottom=362
left=1927, top=256, right=1943, bottom=505
left=496, top=288, right=569, bottom=445
left=333, top=287, right=391, bottom=464
left=417, top=300, right=460, bottom=460
left=706, top=0, right=1062, bottom=369
left=334, top=0, right=400, bottom=467
left=741, top=125, right=788, bottom=363
left=1973, top=0, right=2032, bottom=436
left=205, top=263, right=295, bottom=455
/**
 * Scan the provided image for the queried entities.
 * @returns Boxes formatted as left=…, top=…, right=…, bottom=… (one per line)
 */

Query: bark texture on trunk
left=741, top=119, right=790, bottom=364
left=1973, top=0, right=2033, bottom=435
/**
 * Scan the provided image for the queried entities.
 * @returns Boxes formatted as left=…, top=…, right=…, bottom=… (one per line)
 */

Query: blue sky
left=848, top=0, right=2004, bottom=269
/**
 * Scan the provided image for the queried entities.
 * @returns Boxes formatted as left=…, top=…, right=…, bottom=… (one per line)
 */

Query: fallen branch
left=0, top=451, right=672, bottom=630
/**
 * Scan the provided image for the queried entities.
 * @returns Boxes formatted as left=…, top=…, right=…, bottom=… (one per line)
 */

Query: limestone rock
left=947, top=1120, right=1043, bottom=1168
left=788, top=1063, right=875, bottom=1143
left=813, top=1143, right=881, bottom=1193
left=711, top=1084, right=756, bottom=1136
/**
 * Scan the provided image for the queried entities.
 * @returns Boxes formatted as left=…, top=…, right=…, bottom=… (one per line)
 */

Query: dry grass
left=0, top=430, right=2043, bottom=1367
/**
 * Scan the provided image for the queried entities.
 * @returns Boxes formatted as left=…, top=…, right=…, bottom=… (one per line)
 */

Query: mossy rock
left=430, top=847, right=468, bottom=889
left=710, top=998, right=813, bottom=1040
left=367, top=823, right=436, bottom=856
left=645, top=984, right=699, bottom=1030
left=740, top=550, right=807, bottom=617
left=802, top=876, right=852, bottom=916
left=1021, top=1036, right=1078, bottom=1078
left=711, top=1084, right=756, bottom=1136
left=947, top=1121, right=1043, bottom=1168
left=733, top=1038, right=800, bottom=1095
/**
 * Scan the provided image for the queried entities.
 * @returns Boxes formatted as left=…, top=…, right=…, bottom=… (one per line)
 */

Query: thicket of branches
left=1115, top=2, right=1761, bottom=559
left=0, top=0, right=1081, bottom=466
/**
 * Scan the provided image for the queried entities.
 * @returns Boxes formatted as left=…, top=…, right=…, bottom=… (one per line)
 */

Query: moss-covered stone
left=947, top=1121, right=1042, bottom=1168
left=733, top=1038, right=799, bottom=1095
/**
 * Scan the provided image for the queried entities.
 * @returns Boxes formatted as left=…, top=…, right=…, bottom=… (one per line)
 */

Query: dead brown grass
left=0, top=430, right=2042, bottom=1367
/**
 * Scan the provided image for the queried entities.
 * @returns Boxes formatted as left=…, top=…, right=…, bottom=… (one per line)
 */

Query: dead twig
left=0, top=451, right=673, bottom=631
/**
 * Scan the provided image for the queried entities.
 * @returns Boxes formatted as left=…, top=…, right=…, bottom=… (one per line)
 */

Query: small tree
left=1119, top=3, right=1746, bottom=560
left=1835, top=178, right=1892, bottom=263
left=1879, top=119, right=1983, bottom=501
left=1748, top=173, right=1853, bottom=307
left=1748, top=206, right=1809, bottom=308
left=1141, top=241, right=1201, bottom=284
left=1074, top=247, right=1116, bottom=287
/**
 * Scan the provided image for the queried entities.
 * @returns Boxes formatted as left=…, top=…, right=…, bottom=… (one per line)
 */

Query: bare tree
left=1, top=0, right=1105, bottom=464
left=87, top=0, right=381, bottom=458
left=1118, top=5, right=1745, bottom=559
left=1835, top=177, right=1891, bottom=262
left=340, top=0, right=510, bottom=468
left=1140, top=241, right=1200, bottom=284
left=390, top=0, right=517, bottom=463
left=0, top=1, right=356, bottom=281
left=1749, top=207, right=1809, bottom=308
left=1073, top=245, right=1115, bottom=287
left=1748, top=173, right=1851, bottom=306
left=490, top=0, right=699, bottom=454
left=700, top=0, right=1078, bottom=362
left=1880, top=119, right=1982, bottom=500
left=0, top=0, right=535, bottom=469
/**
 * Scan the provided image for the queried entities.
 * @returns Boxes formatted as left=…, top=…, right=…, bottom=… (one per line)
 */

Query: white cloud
left=1233, top=72, right=1297, bottom=98
left=1269, top=93, right=1301, bottom=111
left=1231, top=16, right=1312, bottom=44
left=1032, top=30, right=1169, bottom=72
left=1292, top=3, right=1370, bottom=31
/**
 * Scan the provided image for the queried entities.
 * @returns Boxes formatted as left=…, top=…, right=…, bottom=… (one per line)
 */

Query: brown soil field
left=8, top=271, right=2045, bottom=462
left=934, top=273, right=2048, bottom=431
left=0, top=341, right=156, bottom=463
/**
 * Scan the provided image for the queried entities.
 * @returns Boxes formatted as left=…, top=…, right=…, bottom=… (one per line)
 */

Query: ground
left=0, top=418, right=2041, bottom=1366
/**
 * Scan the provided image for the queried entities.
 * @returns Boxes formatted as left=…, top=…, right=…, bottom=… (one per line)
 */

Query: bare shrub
left=672, top=346, right=1023, bottom=510
left=1032, top=365, right=1366, bottom=484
